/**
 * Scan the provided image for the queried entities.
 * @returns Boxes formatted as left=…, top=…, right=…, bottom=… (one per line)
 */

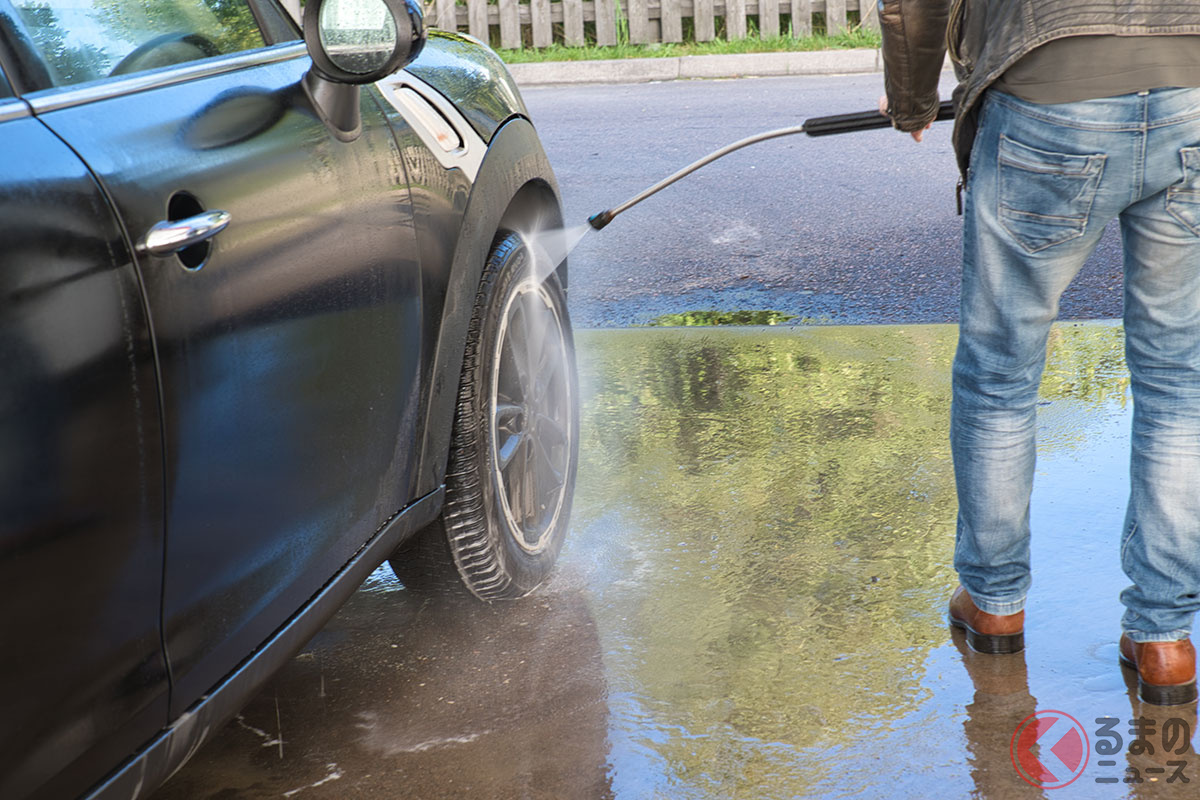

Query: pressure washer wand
left=587, top=100, right=955, bottom=230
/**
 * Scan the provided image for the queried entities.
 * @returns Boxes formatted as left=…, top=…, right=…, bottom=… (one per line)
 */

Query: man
left=879, top=2, right=1200, bottom=705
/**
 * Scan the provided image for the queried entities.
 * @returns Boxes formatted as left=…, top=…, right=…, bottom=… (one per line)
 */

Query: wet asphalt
left=156, top=322, right=1198, bottom=800
left=523, top=73, right=1127, bottom=328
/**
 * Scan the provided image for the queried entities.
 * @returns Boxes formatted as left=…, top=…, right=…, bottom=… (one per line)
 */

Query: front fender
left=415, top=115, right=561, bottom=495
left=405, top=30, right=528, bottom=143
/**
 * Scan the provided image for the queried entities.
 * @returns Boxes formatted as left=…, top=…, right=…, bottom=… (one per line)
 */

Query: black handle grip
left=803, top=99, right=955, bottom=137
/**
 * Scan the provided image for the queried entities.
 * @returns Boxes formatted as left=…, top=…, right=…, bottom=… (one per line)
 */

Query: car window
left=11, top=0, right=268, bottom=88
left=0, top=68, right=12, bottom=98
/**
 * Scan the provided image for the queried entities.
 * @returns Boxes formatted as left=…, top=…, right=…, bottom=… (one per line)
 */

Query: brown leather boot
left=1119, top=634, right=1198, bottom=706
left=947, top=586, right=1024, bottom=654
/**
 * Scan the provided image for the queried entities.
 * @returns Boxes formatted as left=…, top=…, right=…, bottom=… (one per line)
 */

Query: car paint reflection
left=182, top=87, right=290, bottom=150
left=0, top=117, right=168, bottom=798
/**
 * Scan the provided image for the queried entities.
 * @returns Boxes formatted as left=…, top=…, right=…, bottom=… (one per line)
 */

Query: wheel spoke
left=523, top=293, right=556, bottom=370
left=506, top=434, right=528, bottom=524
left=523, top=317, right=544, bottom=393
left=505, top=303, right=533, bottom=389
left=535, top=343, right=562, bottom=387
left=536, top=414, right=568, bottom=448
left=533, top=433, right=564, bottom=489
left=519, top=436, right=538, bottom=529
left=497, top=430, right=525, bottom=471
left=538, top=472, right=565, bottom=512
left=497, top=351, right=525, bottom=405
left=494, top=402, right=522, bottom=427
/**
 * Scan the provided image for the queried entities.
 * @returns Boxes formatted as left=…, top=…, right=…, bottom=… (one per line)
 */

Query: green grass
left=498, top=28, right=881, bottom=63
left=645, top=310, right=798, bottom=327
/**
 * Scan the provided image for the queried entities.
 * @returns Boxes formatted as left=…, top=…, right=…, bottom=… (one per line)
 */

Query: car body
left=0, top=1, right=577, bottom=797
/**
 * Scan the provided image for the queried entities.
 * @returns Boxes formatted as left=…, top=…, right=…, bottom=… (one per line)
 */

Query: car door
left=0, top=70, right=168, bottom=799
left=5, top=0, right=425, bottom=717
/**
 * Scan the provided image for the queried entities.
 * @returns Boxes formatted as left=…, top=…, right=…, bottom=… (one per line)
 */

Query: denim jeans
left=953, top=87, right=1200, bottom=642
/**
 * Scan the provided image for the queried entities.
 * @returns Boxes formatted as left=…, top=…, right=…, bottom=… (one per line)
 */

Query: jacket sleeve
left=880, top=0, right=951, bottom=132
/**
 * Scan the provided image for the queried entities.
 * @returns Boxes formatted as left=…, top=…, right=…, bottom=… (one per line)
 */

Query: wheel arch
left=415, top=115, right=565, bottom=497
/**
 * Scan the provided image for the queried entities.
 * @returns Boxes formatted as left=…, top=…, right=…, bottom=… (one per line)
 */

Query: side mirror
left=302, top=0, right=425, bottom=140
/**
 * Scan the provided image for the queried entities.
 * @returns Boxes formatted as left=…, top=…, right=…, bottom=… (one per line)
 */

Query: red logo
left=1010, top=710, right=1090, bottom=788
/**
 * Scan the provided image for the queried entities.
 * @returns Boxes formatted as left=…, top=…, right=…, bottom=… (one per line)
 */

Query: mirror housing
left=302, top=0, right=425, bottom=141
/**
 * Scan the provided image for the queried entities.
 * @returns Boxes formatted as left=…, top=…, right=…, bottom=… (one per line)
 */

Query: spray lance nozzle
left=585, top=100, right=955, bottom=232
left=587, top=210, right=615, bottom=230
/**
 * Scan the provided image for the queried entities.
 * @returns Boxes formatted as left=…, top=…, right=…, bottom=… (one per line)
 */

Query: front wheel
left=395, top=231, right=578, bottom=599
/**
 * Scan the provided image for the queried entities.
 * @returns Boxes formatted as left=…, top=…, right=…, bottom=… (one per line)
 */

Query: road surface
left=523, top=73, right=1126, bottom=327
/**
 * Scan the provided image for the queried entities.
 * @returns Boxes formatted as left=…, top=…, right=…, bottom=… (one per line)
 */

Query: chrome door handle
left=140, top=210, right=231, bottom=256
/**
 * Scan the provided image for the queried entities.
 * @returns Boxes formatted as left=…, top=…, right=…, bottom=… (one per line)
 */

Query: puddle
left=645, top=309, right=796, bottom=326
left=156, top=321, right=1197, bottom=800
left=572, top=322, right=1192, bottom=799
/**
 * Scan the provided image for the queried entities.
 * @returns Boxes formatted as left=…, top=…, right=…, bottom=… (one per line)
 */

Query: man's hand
left=878, top=95, right=932, bottom=142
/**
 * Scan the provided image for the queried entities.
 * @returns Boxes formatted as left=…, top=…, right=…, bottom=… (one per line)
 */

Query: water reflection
left=951, top=629, right=1046, bottom=799
left=572, top=322, right=1189, bottom=799
left=1122, top=683, right=1198, bottom=798
left=158, top=322, right=1199, bottom=799
left=575, top=325, right=968, bottom=797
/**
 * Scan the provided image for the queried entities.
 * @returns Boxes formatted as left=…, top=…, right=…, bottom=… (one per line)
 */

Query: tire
left=392, top=231, right=578, bottom=600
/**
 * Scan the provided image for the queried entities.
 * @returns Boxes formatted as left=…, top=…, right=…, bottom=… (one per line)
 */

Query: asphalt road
left=523, top=73, right=1126, bottom=327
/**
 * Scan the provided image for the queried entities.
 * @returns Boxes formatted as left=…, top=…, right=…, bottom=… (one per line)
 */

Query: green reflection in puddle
left=570, top=322, right=1129, bottom=798
left=646, top=310, right=797, bottom=327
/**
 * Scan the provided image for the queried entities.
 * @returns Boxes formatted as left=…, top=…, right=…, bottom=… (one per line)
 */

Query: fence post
left=825, top=0, right=847, bottom=34
left=759, top=0, right=779, bottom=37
left=628, top=0, right=652, bottom=42
left=532, top=0, right=553, bottom=46
left=499, top=0, right=521, bottom=48
left=661, top=0, right=683, bottom=42
left=595, top=0, right=619, bottom=44
left=563, top=0, right=586, bottom=44
left=694, top=0, right=715, bottom=41
left=789, top=0, right=811, bottom=35
left=726, top=0, right=747, bottom=38
left=468, top=0, right=489, bottom=41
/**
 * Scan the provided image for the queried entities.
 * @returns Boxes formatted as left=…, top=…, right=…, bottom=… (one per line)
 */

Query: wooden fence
left=425, top=0, right=878, bottom=49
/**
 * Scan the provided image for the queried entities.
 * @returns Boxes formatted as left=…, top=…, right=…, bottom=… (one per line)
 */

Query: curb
left=508, top=48, right=884, bottom=87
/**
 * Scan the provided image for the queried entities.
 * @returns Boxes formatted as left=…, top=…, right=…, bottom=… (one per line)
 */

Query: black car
left=0, top=0, right=578, bottom=797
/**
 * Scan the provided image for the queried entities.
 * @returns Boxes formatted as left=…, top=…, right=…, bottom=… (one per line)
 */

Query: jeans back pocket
left=997, top=134, right=1106, bottom=253
left=1166, top=146, right=1200, bottom=236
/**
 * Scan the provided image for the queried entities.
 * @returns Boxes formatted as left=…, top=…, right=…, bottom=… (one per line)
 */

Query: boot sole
left=1119, top=653, right=1199, bottom=705
left=949, top=616, right=1024, bottom=654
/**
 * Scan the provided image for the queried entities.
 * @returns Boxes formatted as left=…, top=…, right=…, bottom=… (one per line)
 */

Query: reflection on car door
left=0, top=109, right=167, bottom=799
left=34, top=30, right=425, bottom=711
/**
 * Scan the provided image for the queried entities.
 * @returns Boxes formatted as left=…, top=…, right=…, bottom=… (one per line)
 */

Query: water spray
left=587, top=101, right=955, bottom=231
left=524, top=101, right=954, bottom=285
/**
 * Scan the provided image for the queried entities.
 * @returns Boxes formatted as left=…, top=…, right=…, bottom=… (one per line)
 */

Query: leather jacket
left=880, top=0, right=1200, bottom=177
